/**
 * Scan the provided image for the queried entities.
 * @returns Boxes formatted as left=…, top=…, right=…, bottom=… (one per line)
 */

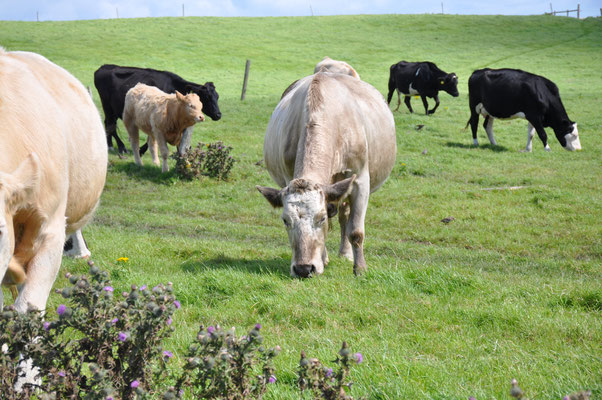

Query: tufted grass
left=1, top=14, right=601, bottom=399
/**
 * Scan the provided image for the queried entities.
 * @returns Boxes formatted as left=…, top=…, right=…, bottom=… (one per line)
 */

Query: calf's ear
left=323, top=174, right=356, bottom=203
left=256, top=186, right=283, bottom=208
left=1, top=153, right=41, bottom=212
left=175, top=91, right=186, bottom=101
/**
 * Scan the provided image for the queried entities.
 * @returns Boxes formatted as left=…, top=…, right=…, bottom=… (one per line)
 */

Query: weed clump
left=172, top=141, right=235, bottom=181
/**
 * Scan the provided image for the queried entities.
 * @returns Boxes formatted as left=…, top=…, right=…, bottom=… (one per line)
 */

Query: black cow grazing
left=467, top=68, right=581, bottom=151
left=94, top=64, right=222, bottom=154
left=387, top=61, right=459, bottom=115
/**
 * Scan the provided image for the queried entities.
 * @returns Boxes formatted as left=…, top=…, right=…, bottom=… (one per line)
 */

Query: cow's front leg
left=156, top=134, right=170, bottom=173
left=14, top=217, right=66, bottom=313
left=338, top=201, right=353, bottom=260
left=524, top=122, right=536, bottom=152
left=346, top=173, right=370, bottom=275
left=420, top=95, right=430, bottom=115
left=148, top=136, right=160, bottom=166
left=483, top=116, right=497, bottom=145
left=529, top=119, right=550, bottom=151
left=428, top=95, right=440, bottom=115
left=403, top=96, right=413, bottom=113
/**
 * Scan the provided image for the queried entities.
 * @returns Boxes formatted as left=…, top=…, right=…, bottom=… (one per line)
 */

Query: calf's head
left=186, top=82, right=221, bottom=121
left=257, top=175, right=355, bottom=278
left=0, top=154, right=40, bottom=286
left=440, top=73, right=459, bottom=97
left=176, top=91, right=205, bottom=124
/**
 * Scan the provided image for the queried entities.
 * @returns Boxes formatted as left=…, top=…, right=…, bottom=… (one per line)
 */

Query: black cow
left=387, top=61, right=459, bottom=115
left=467, top=68, right=581, bottom=151
left=94, top=64, right=222, bottom=154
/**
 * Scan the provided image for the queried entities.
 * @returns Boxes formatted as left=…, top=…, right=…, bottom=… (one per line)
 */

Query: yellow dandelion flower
left=116, top=257, right=129, bottom=262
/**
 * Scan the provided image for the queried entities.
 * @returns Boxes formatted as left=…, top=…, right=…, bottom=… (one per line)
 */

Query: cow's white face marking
left=281, top=189, right=328, bottom=277
left=563, top=123, right=581, bottom=151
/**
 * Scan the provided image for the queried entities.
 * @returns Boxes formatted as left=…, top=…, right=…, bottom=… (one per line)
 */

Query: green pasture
left=1, top=14, right=601, bottom=399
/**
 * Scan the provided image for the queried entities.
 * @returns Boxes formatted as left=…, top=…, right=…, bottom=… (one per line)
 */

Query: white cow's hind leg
left=525, top=122, right=535, bottom=152
left=63, top=230, right=90, bottom=258
left=14, top=217, right=65, bottom=313
left=485, top=117, right=497, bottom=145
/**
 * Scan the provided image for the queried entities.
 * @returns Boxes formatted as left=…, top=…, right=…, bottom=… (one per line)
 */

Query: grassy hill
left=1, top=14, right=601, bottom=399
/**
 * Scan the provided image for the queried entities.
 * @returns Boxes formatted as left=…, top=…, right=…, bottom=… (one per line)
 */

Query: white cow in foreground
left=257, top=72, right=396, bottom=277
left=0, top=48, right=107, bottom=312
left=123, top=83, right=205, bottom=173
left=314, top=56, right=360, bottom=79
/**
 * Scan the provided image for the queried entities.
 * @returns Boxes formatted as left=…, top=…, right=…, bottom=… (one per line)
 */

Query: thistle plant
left=173, top=323, right=279, bottom=399
left=172, top=141, right=235, bottom=181
left=297, top=341, right=365, bottom=400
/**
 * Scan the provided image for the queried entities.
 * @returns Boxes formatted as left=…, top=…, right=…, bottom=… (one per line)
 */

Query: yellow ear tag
left=440, top=80, right=444, bottom=85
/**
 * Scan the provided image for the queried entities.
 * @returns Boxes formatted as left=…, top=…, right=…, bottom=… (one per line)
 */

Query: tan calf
left=123, top=83, right=205, bottom=172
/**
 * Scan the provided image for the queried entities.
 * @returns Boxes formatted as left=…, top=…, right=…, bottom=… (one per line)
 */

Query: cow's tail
left=464, top=118, right=471, bottom=130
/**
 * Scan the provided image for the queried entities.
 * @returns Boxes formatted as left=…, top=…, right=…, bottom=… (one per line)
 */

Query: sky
left=0, top=0, right=599, bottom=21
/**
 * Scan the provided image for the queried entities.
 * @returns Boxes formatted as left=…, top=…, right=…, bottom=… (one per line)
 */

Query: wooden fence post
left=182, top=4, right=185, bottom=17
left=241, top=59, right=251, bottom=101
left=577, top=4, right=580, bottom=19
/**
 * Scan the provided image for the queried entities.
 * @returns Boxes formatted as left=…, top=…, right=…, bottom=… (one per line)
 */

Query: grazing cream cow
left=314, top=56, right=360, bottom=79
left=123, top=83, right=205, bottom=172
left=257, top=72, right=396, bottom=277
left=0, top=48, right=107, bottom=312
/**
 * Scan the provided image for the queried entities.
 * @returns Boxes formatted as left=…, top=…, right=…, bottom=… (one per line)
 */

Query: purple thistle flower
left=103, top=286, right=114, bottom=292
left=268, top=375, right=276, bottom=384
left=163, top=350, right=173, bottom=358
left=173, top=300, right=181, bottom=309
left=167, top=316, right=172, bottom=326
left=255, top=323, right=262, bottom=330
left=57, top=304, right=67, bottom=316
left=207, top=326, right=215, bottom=334
left=122, top=291, right=128, bottom=297
left=326, top=368, right=333, bottom=377
left=354, top=352, right=363, bottom=364
left=58, top=371, right=66, bottom=377
left=118, top=332, right=127, bottom=342
left=140, top=285, right=147, bottom=291
left=563, top=397, right=570, bottom=400
left=152, top=286, right=160, bottom=292
left=106, top=397, right=113, bottom=400
left=469, top=397, right=476, bottom=400
left=131, top=380, right=140, bottom=388
left=111, top=318, right=119, bottom=324
left=43, top=322, right=50, bottom=331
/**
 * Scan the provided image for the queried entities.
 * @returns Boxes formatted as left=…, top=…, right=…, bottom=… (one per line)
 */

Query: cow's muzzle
left=293, top=264, right=316, bottom=278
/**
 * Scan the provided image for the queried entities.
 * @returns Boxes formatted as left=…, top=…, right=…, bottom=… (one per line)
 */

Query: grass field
left=1, top=14, right=601, bottom=399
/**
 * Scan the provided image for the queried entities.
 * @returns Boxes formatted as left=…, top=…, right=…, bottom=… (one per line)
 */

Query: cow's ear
left=175, top=91, right=186, bottom=101
left=323, top=175, right=356, bottom=203
left=327, top=203, right=338, bottom=218
left=1, top=153, right=41, bottom=212
left=256, top=185, right=283, bottom=208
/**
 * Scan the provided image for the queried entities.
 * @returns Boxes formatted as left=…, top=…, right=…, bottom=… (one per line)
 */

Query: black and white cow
left=94, top=64, right=222, bottom=154
left=467, top=68, right=581, bottom=151
left=387, top=61, right=459, bottom=115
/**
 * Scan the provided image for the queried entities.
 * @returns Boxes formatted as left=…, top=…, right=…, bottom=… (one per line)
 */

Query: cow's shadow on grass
left=180, top=255, right=291, bottom=277
left=445, top=141, right=509, bottom=152
left=110, top=161, right=178, bottom=185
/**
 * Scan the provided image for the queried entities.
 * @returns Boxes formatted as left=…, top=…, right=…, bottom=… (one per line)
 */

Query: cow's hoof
left=353, top=264, right=367, bottom=276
